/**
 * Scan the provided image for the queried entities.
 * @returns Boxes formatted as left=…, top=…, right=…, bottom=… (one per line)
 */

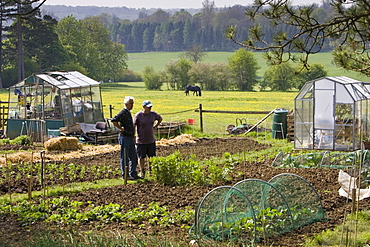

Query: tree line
left=0, top=1, right=131, bottom=88
left=143, top=48, right=327, bottom=92
left=105, top=0, right=333, bottom=53
left=0, top=0, right=368, bottom=90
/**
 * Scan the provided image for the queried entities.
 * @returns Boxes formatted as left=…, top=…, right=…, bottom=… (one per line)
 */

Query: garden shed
left=6, top=71, right=104, bottom=141
left=294, top=76, right=370, bottom=151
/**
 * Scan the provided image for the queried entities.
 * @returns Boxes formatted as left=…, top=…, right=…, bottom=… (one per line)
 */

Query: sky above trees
left=45, top=0, right=322, bottom=9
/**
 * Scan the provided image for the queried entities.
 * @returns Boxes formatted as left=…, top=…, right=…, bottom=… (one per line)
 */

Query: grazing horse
left=185, top=85, right=202, bottom=96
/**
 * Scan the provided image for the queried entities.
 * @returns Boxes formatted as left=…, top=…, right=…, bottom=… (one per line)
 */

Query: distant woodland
left=41, top=2, right=333, bottom=53
left=41, top=5, right=201, bottom=21
left=0, top=1, right=340, bottom=88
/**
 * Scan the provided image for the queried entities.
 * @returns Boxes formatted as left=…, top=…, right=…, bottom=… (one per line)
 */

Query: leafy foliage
left=189, top=62, right=231, bottom=90
left=180, top=45, right=207, bottom=63
left=227, top=0, right=370, bottom=77
left=143, top=66, right=164, bottom=90
left=202, top=205, right=314, bottom=242
left=146, top=48, right=261, bottom=91
left=150, top=151, right=206, bottom=186
left=0, top=197, right=194, bottom=228
left=109, top=6, right=245, bottom=52
left=296, top=63, right=327, bottom=89
left=164, top=58, right=192, bottom=90
left=303, top=211, right=370, bottom=246
left=150, top=151, right=238, bottom=186
left=0, top=161, right=121, bottom=192
left=10, top=135, right=33, bottom=146
left=228, top=49, right=260, bottom=91
left=56, top=16, right=128, bottom=82
left=261, top=63, right=296, bottom=91
left=2, top=10, right=69, bottom=87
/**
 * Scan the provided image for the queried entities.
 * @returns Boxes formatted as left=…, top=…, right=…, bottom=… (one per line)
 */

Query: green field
left=127, top=51, right=368, bottom=80
left=100, top=81, right=295, bottom=136
left=108, top=51, right=367, bottom=135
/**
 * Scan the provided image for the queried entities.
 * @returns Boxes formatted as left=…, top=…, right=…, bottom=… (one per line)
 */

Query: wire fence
left=106, top=104, right=277, bottom=136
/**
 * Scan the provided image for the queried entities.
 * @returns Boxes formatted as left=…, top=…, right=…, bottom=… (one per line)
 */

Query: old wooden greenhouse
left=6, top=71, right=104, bottom=141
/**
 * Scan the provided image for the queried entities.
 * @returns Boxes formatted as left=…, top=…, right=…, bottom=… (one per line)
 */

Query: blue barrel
left=272, top=109, right=288, bottom=139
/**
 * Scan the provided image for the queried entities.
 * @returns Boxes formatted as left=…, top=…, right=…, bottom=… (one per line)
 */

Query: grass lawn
left=101, top=81, right=296, bottom=136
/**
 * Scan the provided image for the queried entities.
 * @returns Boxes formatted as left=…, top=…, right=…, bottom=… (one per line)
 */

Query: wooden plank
left=243, top=109, right=276, bottom=136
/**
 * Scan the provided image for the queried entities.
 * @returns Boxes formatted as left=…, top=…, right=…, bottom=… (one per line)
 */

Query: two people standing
left=111, top=96, right=162, bottom=180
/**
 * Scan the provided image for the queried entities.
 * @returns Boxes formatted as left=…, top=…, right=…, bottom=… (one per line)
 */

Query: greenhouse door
left=313, top=82, right=334, bottom=150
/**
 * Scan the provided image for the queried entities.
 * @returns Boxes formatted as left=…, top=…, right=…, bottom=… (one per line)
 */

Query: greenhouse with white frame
left=294, top=76, right=370, bottom=151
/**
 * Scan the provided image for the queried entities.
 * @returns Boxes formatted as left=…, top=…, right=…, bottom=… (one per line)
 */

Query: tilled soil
left=0, top=137, right=369, bottom=246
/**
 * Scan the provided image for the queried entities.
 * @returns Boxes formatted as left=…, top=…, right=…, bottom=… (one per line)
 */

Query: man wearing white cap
left=111, top=96, right=140, bottom=180
left=134, top=100, right=162, bottom=178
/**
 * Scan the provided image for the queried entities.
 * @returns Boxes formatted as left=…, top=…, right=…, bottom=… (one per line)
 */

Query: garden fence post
left=199, top=104, right=203, bottom=133
left=109, top=105, right=114, bottom=118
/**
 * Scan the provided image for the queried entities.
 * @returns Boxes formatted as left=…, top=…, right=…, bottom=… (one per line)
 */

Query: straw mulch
left=0, top=134, right=198, bottom=165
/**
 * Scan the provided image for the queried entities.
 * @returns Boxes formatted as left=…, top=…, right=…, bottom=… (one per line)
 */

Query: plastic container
left=272, top=109, right=288, bottom=139
left=187, top=119, right=195, bottom=125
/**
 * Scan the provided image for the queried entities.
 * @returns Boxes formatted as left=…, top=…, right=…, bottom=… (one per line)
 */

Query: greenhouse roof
left=10, top=71, right=100, bottom=90
left=296, top=76, right=370, bottom=102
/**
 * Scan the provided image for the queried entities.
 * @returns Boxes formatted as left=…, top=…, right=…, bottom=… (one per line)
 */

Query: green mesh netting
left=191, top=174, right=325, bottom=243
left=234, top=179, right=294, bottom=241
left=191, top=186, right=256, bottom=243
left=268, top=174, right=325, bottom=227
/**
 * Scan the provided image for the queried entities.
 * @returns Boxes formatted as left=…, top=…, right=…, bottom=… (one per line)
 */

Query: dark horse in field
left=185, top=85, right=202, bottom=96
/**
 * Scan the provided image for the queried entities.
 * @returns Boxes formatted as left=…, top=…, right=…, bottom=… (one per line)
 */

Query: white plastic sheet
left=338, top=170, right=370, bottom=200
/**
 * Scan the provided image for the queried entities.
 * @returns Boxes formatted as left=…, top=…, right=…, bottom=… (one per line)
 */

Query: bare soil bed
left=1, top=137, right=369, bottom=246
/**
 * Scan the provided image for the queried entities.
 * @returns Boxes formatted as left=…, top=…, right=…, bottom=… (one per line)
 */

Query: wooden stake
left=351, top=188, right=356, bottom=213
left=27, top=177, right=32, bottom=200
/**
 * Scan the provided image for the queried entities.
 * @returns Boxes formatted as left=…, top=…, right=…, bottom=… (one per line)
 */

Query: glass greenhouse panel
left=295, top=100, right=313, bottom=123
left=315, top=78, right=334, bottom=89
left=294, top=123, right=313, bottom=149
left=314, top=89, right=334, bottom=129
left=296, top=82, right=313, bottom=99
left=336, top=84, right=353, bottom=103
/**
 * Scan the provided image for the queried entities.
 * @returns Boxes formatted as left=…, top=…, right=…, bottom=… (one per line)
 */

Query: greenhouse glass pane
left=295, top=123, right=313, bottom=149
left=315, top=78, right=334, bottom=90
left=296, top=82, right=313, bottom=99
left=336, top=84, right=353, bottom=103
left=314, top=90, right=334, bottom=129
